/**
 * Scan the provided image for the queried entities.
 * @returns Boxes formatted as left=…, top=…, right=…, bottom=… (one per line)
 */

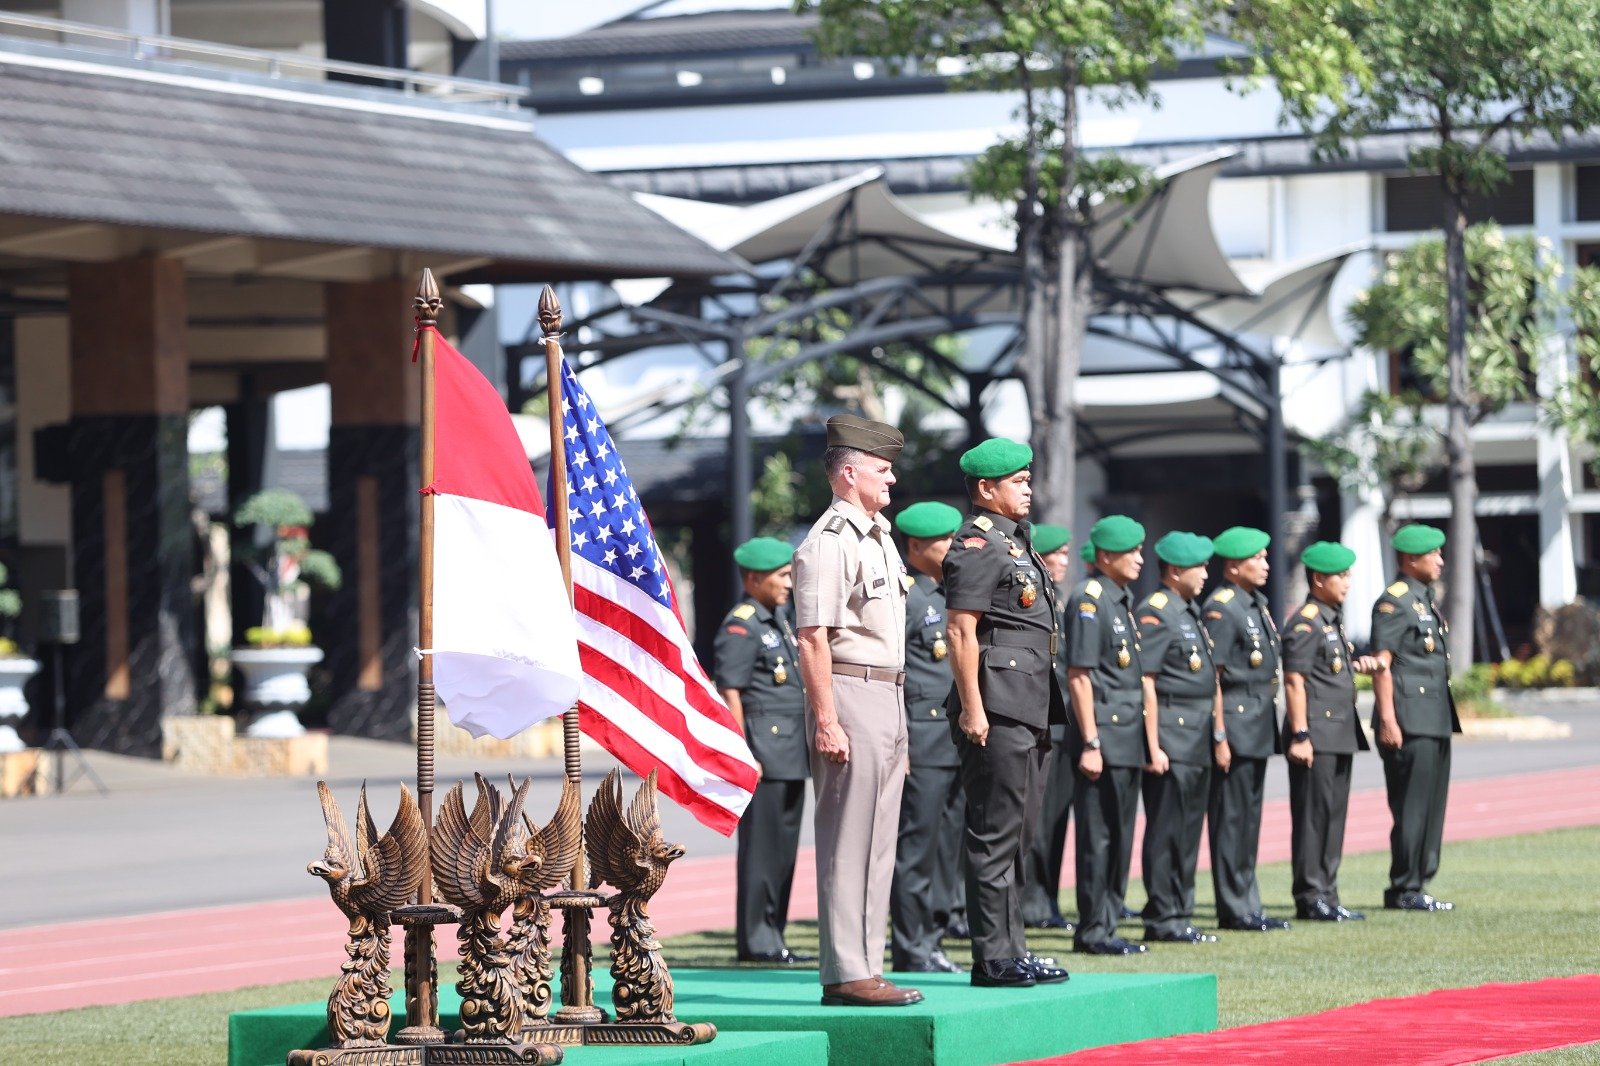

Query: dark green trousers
left=1021, top=724, right=1075, bottom=924
left=736, top=777, right=806, bottom=956
left=1288, top=753, right=1352, bottom=909
left=958, top=717, right=1048, bottom=962
left=1381, top=735, right=1452, bottom=894
left=891, top=763, right=963, bottom=968
left=1209, top=756, right=1267, bottom=925
left=1073, top=764, right=1141, bottom=947
left=1141, top=761, right=1211, bottom=936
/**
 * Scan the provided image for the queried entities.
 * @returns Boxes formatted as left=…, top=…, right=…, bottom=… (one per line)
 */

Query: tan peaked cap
left=825, top=413, right=904, bottom=460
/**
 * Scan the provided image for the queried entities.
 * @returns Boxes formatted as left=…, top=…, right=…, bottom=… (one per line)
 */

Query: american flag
left=548, top=360, right=758, bottom=835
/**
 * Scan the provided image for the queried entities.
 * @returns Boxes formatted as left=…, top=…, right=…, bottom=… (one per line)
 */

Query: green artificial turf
left=2, top=826, right=1597, bottom=1065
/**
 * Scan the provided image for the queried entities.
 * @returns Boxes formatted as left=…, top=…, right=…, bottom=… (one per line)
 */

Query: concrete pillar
left=66, top=255, right=196, bottom=756
left=1534, top=163, right=1580, bottom=607
left=323, top=278, right=419, bottom=742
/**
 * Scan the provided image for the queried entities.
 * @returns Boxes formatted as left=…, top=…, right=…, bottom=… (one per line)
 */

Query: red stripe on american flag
left=577, top=641, right=759, bottom=792
left=573, top=584, right=738, bottom=732
left=577, top=709, right=744, bottom=837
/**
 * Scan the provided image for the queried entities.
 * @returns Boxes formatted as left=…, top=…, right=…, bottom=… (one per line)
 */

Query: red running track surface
left=0, top=765, right=1593, bottom=1019
left=1016, top=974, right=1600, bottom=1066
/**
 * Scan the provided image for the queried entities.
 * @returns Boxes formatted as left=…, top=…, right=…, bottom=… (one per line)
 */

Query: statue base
left=287, top=1041, right=563, bottom=1065
left=523, top=1020, right=717, bottom=1047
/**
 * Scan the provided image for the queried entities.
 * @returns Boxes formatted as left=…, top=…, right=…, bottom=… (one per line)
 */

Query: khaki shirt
left=793, top=495, right=907, bottom=669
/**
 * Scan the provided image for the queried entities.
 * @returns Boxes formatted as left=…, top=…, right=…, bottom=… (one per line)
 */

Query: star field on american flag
left=550, top=362, right=673, bottom=607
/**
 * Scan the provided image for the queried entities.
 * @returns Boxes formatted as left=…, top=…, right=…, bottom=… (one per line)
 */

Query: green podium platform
left=230, top=968, right=1217, bottom=1066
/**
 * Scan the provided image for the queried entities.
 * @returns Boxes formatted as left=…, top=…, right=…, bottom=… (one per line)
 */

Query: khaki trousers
left=809, top=673, right=908, bottom=985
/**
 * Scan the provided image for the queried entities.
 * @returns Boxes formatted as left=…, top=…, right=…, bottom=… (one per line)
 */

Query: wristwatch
left=1085, top=735, right=1103, bottom=750
left=1292, top=729, right=1311, bottom=743
left=1212, top=728, right=1228, bottom=744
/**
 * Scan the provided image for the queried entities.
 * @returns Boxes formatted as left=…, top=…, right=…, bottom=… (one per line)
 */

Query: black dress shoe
left=1119, top=906, right=1140, bottom=921
left=928, top=949, right=964, bottom=973
left=1021, top=953, right=1071, bottom=984
left=1334, top=905, right=1365, bottom=921
left=1387, top=891, right=1454, bottom=912
left=1144, top=926, right=1218, bottom=944
left=1220, top=916, right=1271, bottom=932
left=1026, top=914, right=1075, bottom=931
left=972, top=958, right=1037, bottom=988
left=738, top=948, right=815, bottom=964
left=945, top=918, right=971, bottom=940
left=1257, top=914, right=1292, bottom=930
left=1073, top=936, right=1148, bottom=956
left=1295, top=898, right=1342, bottom=921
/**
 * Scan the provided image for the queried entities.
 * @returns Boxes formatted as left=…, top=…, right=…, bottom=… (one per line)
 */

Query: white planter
left=0, top=658, right=40, bottom=719
left=232, top=646, right=324, bottom=709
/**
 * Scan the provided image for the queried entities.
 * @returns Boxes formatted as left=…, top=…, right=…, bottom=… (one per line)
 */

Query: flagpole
left=397, top=268, right=444, bottom=1045
left=539, top=285, right=604, bottom=1025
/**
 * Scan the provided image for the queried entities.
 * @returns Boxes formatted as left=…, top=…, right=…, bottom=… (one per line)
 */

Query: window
left=1382, top=170, right=1534, bottom=232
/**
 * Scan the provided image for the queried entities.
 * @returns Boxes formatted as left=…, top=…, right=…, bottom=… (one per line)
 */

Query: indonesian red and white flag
left=423, top=327, right=581, bottom=739
left=549, top=360, right=758, bottom=835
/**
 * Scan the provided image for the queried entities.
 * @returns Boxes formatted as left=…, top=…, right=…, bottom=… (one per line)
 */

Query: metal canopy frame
left=509, top=177, right=1348, bottom=611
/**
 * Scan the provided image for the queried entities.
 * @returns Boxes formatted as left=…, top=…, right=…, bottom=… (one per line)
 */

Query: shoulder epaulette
left=1148, top=590, right=1169, bottom=610
left=1387, top=580, right=1409, bottom=598
left=1299, top=603, right=1320, bottom=619
left=973, top=515, right=994, bottom=532
left=732, top=604, right=756, bottom=620
left=823, top=515, right=847, bottom=535
left=901, top=574, right=916, bottom=591
left=1212, top=588, right=1235, bottom=604
left=1084, top=579, right=1103, bottom=600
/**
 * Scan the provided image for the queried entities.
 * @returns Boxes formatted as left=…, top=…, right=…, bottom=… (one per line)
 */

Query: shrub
left=1451, top=663, right=1496, bottom=703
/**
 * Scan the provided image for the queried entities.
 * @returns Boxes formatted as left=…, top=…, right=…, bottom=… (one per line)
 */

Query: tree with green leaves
left=232, top=488, right=342, bottom=646
left=798, top=0, right=1363, bottom=524
left=1343, top=225, right=1559, bottom=644
left=1299, top=0, right=1600, bottom=660
left=1306, top=390, right=1441, bottom=537
left=1546, top=264, right=1600, bottom=478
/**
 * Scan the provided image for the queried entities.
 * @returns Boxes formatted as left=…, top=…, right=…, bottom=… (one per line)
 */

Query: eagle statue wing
left=349, top=784, right=426, bottom=918
left=584, top=769, right=633, bottom=893
left=432, top=780, right=493, bottom=911
left=522, top=777, right=582, bottom=893
left=316, top=780, right=357, bottom=880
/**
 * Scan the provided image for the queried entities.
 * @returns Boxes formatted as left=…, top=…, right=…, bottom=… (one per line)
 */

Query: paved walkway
left=1, top=761, right=1595, bottom=1019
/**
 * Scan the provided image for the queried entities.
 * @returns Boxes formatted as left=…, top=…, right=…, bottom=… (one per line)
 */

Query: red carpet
left=1020, top=974, right=1600, bottom=1065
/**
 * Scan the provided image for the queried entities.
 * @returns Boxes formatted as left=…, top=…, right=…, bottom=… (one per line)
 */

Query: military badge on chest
left=925, top=603, right=948, bottom=660
left=773, top=657, right=789, bottom=685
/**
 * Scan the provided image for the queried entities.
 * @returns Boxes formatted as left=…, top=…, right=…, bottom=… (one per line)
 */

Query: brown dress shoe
left=820, top=977, right=923, bottom=1007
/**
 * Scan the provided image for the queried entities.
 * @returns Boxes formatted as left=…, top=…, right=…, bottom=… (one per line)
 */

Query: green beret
left=733, top=536, right=794, bottom=572
left=826, top=414, right=903, bottom=460
left=1089, top=514, right=1145, bottom=553
left=1212, top=526, right=1270, bottom=561
left=1300, top=540, right=1356, bottom=575
left=1392, top=524, right=1445, bottom=555
left=1154, top=531, right=1214, bottom=568
left=1032, top=523, right=1072, bottom=554
left=959, top=437, right=1033, bottom=479
left=1082, top=542, right=1097, bottom=563
left=895, top=501, right=963, bottom=539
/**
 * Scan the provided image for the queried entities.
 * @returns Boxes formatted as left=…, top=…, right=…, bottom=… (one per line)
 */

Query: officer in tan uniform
left=793, top=414, right=921, bottom=1008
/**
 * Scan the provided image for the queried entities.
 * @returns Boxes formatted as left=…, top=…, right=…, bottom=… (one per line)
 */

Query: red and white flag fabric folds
left=549, top=360, right=758, bottom=835
left=423, top=327, right=581, bottom=740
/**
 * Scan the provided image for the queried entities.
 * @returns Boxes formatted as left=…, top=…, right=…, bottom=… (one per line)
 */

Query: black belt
left=982, top=630, right=1058, bottom=655
left=1223, top=680, right=1279, bottom=699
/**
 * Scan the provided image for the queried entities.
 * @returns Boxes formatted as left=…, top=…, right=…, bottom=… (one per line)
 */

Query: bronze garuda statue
left=431, top=773, right=535, bottom=1044
left=586, top=769, right=686, bottom=1024
left=308, top=781, right=428, bottom=1048
left=507, top=777, right=582, bottom=1029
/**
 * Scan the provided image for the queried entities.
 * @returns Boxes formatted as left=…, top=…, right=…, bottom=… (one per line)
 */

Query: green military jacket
left=1203, top=581, right=1283, bottom=759
left=904, top=573, right=959, bottom=769
left=1371, top=575, right=1463, bottom=738
left=1136, top=587, right=1218, bottom=766
left=1064, top=574, right=1146, bottom=768
left=1281, top=598, right=1370, bottom=755
left=713, top=597, right=809, bottom=781
left=942, top=510, right=1066, bottom=731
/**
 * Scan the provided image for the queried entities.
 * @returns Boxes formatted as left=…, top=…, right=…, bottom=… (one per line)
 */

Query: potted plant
left=231, top=489, right=341, bottom=730
left=0, top=561, right=38, bottom=728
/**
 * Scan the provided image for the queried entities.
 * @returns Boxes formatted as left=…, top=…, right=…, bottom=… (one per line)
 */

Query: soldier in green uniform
left=1067, top=515, right=1151, bottom=956
left=944, top=438, right=1071, bottom=988
left=715, top=537, right=816, bottom=964
left=1203, top=526, right=1291, bottom=932
left=1022, top=522, right=1077, bottom=930
left=1137, top=532, right=1230, bottom=943
left=1283, top=541, right=1382, bottom=923
left=1371, top=523, right=1462, bottom=912
left=890, top=500, right=966, bottom=973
